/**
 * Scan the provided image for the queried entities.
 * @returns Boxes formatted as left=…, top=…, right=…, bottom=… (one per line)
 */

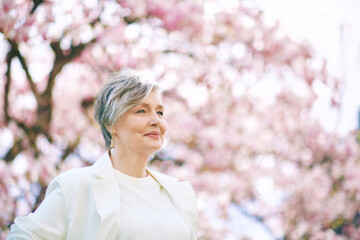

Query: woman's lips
left=146, top=134, right=160, bottom=139
left=145, top=132, right=160, bottom=139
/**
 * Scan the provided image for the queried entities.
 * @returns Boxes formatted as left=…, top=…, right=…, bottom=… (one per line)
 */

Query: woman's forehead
left=139, top=91, right=164, bottom=106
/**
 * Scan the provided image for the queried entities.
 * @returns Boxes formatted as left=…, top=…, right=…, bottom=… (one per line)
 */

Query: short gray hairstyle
left=94, top=69, right=159, bottom=148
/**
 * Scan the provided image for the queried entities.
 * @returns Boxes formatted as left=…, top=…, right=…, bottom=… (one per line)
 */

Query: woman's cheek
left=162, top=120, right=167, bottom=133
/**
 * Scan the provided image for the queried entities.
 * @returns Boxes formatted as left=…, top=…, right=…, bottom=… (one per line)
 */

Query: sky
left=254, top=0, right=360, bottom=136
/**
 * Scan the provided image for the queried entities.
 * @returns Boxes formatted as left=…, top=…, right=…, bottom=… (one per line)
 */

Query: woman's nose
left=149, top=113, right=161, bottom=126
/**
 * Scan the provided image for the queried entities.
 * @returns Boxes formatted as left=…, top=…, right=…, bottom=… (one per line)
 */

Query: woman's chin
left=141, top=144, right=162, bottom=156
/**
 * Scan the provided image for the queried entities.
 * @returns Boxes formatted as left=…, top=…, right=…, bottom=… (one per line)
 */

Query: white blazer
left=9, top=152, right=198, bottom=240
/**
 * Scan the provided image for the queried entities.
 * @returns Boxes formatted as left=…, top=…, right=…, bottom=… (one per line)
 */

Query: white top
left=113, top=169, right=190, bottom=240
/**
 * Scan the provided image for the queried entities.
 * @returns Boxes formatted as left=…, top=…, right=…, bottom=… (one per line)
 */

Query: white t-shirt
left=113, top=169, right=190, bottom=240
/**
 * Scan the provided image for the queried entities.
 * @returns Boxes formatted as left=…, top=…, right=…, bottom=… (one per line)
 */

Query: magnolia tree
left=1, top=0, right=359, bottom=239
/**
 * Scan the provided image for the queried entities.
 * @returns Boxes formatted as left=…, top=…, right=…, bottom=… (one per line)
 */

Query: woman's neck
left=109, top=148, right=149, bottom=178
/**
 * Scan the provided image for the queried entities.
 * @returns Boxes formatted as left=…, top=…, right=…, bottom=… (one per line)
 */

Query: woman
left=9, top=69, right=198, bottom=240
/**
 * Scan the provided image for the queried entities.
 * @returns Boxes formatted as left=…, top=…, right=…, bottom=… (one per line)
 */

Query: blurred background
left=1, top=0, right=360, bottom=239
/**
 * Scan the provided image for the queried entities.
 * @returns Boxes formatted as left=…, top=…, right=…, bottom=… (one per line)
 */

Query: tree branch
left=3, top=41, right=43, bottom=161
left=33, top=39, right=97, bottom=138
left=2, top=41, right=43, bottom=161
left=4, top=41, right=16, bottom=123
left=44, top=39, right=96, bottom=97
left=30, top=0, right=44, bottom=14
left=60, top=137, right=81, bottom=164
left=3, top=41, right=28, bottom=162
left=8, top=40, right=41, bottom=102
left=3, top=33, right=97, bottom=161
left=4, top=137, right=23, bottom=162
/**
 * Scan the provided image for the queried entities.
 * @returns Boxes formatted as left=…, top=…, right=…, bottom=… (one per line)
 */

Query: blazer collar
left=146, top=169, right=197, bottom=239
left=92, top=151, right=115, bottom=179
left=91, top=152, right=196, bottom=240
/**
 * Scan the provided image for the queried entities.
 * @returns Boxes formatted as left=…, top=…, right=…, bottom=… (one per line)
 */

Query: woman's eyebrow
left=136, top=103, right=149, bottom=108
left=137, top=103, right=164, bottom=109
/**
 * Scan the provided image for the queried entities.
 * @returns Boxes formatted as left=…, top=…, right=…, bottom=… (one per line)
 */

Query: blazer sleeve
left=8, top=179, right=68, bottom=240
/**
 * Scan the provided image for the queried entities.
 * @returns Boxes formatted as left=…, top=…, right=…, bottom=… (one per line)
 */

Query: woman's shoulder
left=45, top=166, right=92, bottom=197
left=55, top=165, right=92, bottom=183
left=48, top=152, right=112, bottom=194
left=54, top=152, right=110, bottom=185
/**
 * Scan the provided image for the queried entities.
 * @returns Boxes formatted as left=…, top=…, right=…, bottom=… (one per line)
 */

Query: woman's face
left=112, top=90, right=167, bottom=155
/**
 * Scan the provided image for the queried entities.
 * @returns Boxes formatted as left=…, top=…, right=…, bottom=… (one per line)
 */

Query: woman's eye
left=157, top=111, right=164, bottom=116
left=137, top=110, right=145, bottom=114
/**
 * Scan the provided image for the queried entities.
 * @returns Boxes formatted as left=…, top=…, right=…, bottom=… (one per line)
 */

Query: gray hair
left=94, top=69, right=159, bottom=148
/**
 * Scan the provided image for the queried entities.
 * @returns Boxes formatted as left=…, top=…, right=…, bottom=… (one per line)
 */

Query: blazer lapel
left=91, top=152, right=120, bottom=240
left=147, top=169, right=198, bottom=240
